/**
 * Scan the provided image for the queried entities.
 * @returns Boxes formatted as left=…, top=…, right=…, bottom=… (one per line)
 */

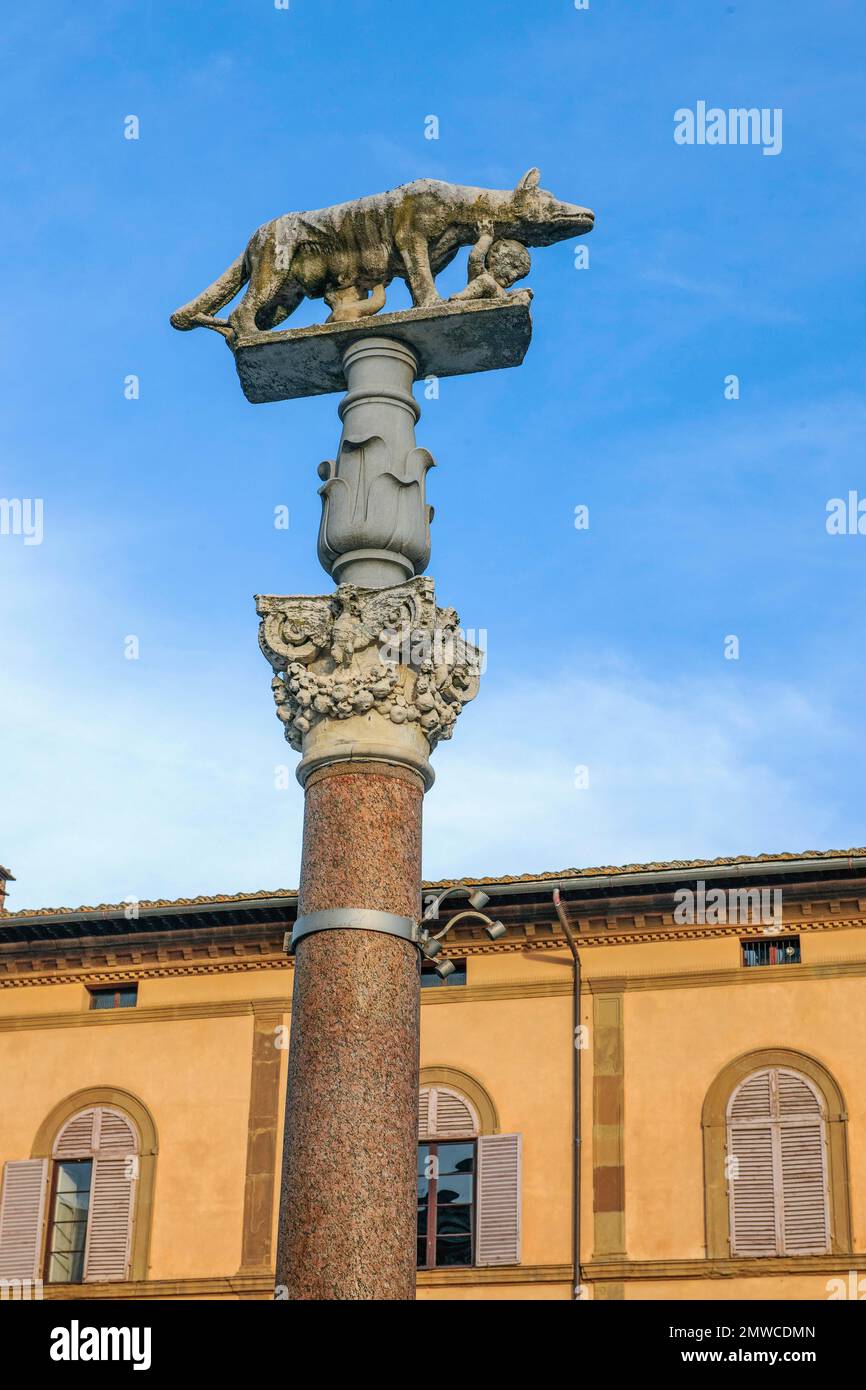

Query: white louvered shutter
left=83, top=1157, right=136, bottom=1282
left=777, top=1069, right=829, bottom=1255
left=83, top=1109, right=138, bottom=1283
left=476, top=1133, right=521, bottom=1266
left=418, top=1086, right=478, bottom=1141
left=730, top=1070, right=772, bottom=1124
left=728, top=1123, right=778, bottom=1255
left=727, top=1067, right=829, bottom=1257
left=54, top=1109, right=97, bottom=1158
left=418, top=1088, right=431, bottom=1141
left=0, top=1159, right=48, bottom=1281
left=435, top=1089, right=477, bottom=1137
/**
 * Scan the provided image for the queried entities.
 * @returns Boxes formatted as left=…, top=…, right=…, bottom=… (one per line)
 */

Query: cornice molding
left=0, top=955, right=293, bottom=989
left=422, top=956, right=866, bottom=1004
left=0, top=915, right=865, bottom=991
left=42, top=1274, right=273, bottom=1301
left=583, top=1253, right=866, bottom=1281
left=2, top=952, right=866, bottom=1007
left=416, top=1262, right=570, bottom=1287
left=40, top=1264, right=573, bottom=1298
left=0, top=997, right=290, bottom=1032
left=587, top=956, right=866, bottom=994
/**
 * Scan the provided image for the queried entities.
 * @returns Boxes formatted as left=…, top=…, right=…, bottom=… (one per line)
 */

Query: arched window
left=417, top=1079, right=520, bottom=1270
left=46, top=1106, right=139, bottom=1283
left=0, top=1088, right=157, bottom=1286
left=702, top=1049, right=850, bottom=1260
left=727, top=1067, right=830, bottom=1256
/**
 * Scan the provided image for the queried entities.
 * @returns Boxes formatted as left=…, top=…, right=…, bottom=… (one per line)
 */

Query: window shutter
left=777, top=1070, right=820, bottom=1117
left=0, top=1159, right=48, bottom=1281
left=54, top=1108, right=97, bottom=1157
left=727, top=1066, right=830, bottom=1258
left=83, top=1156, right=136, bottom=1282
left=418, top=1087, right=431, bottom=1141
left=476, top=1133, right=521, bottom=1266
left=418, top=1086, right=478, bottom=1140
left=729, top=1070, right=772, bottom=1121
left=780, top=1124, right=829, bottom=1254
left=83, top=1108, right=138, bottom=1283
left=435, top=1089, right=477, bottom=1137
left=728, top=1123, right=778, bottom=1255
left=97, top=1109, right=137, bottom=1154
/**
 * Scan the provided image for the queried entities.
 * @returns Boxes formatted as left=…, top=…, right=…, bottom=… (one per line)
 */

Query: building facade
left=0, top=849, right=864, bottom=1301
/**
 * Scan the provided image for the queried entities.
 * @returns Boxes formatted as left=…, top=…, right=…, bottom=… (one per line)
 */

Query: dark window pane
left=437, top=1204, right=472, bottom=1235
left=417, top=1239, right=428, bottom=1267
left=89, top=986, right=138, bottom=1009
left=436, top=1173, right=473, bottom=1204
left=420, top=961, right=467, bottom=988
left=437, top=1142, right=475, bottom=1175
left=436, top=1235, right=472, bottom=1266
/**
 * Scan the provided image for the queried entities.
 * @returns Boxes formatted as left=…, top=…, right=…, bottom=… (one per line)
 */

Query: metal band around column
left=289, top=907, right=421, bottom=953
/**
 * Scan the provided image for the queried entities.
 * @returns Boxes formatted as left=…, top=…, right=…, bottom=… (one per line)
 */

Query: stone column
left=277, top=761, right=422, bottom=1299
left=258, top=575, right=481, bottom=1299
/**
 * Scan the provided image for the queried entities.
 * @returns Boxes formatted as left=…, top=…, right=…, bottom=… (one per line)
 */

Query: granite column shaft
left=275, top=760, right=423, bottom=1298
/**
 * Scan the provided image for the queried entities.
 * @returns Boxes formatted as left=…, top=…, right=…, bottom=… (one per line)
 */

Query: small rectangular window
left=88, top=985, right=138, bottom=1009
left=741, top=937, right=800, bottom=968
left=420, top=960, right=467, bottom=988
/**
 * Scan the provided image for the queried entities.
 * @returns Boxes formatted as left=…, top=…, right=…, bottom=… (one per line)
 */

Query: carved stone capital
left=256, top=577, right=482, bottom=788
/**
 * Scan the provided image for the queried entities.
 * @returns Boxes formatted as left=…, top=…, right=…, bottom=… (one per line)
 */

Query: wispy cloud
left=424, top=666, right=855, bottom=882
left=0, top=546, right=856, bottom=908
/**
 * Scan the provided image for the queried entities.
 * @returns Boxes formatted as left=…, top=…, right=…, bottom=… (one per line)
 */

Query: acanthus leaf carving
left=316, top=435, right=434, bottom=578
left=255, top=577, right=481, bottom=755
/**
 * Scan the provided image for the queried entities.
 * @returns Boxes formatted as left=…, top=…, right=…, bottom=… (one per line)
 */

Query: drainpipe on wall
left=553, top=888, right=581, bottom=1301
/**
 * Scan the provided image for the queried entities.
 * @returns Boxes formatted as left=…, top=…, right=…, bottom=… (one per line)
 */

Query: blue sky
left=1, top=0, right=865, bottom=909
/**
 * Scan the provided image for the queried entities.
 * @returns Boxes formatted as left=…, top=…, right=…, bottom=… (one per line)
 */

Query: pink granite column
left=276, top=760, right=423, bottom=1300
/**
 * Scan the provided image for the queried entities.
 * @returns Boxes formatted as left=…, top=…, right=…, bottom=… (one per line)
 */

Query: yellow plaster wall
left=622, top=972, right=866, bottom=1262
left=421, top=986, right=572, bottom=1268
left=2, top=925, right=865, bottom=1301
left=0, top=1008, right=254, bottom=1279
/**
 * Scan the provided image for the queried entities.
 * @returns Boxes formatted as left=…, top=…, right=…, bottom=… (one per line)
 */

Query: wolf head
left=504, top=167, right=594, bottom=247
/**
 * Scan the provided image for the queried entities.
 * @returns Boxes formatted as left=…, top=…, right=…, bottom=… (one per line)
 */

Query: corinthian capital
left=255, top=577, right=482, bottom=788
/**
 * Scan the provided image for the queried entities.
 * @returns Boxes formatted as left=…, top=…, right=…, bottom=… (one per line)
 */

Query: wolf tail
left=170, top=251, right=249, bottom=330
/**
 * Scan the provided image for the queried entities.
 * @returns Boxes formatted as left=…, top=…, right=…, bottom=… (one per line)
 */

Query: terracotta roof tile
left=2, top=847, right=865, bottom=921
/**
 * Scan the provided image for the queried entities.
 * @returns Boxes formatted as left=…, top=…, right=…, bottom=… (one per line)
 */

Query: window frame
left=44, top=1156, right=93, bottom=1285
left=31, top=1090, right=157, bottom=1285
left=88, top=984, right=138, bottom=1010
left=740, top=936, right=801, bottom=968
left=702, top=1048, right=851, bottom=1260
left=725, top=1066, right=829, bottom=1257
left=417, top=1138, right=477, bottom=1270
